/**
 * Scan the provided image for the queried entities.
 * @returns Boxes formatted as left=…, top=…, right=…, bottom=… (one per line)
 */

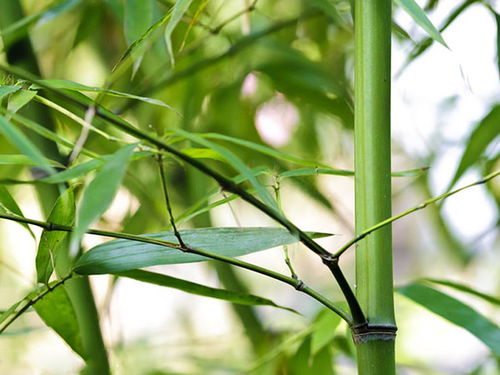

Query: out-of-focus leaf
left=34, top=285, right=86, bottom=359
left=124, top=0, right=154, bottom=73
left=202, top=133, right=331, bottom=168
left=118, top=269, right=298, bottom=313
left=7, top=90, right=37, bottom=114
left=0, top=85, right=21, bottom=99
left=311, top=309, right=341, bottom=355
left=424, top=279, right=500, bottom=306
left=395, top=0, right=447, bottom=47
left=74, top=227, right=332, bottom=274
left=70, top=143, right=136, bottom=255
left=41, top=159, right=103, bottom=184
left=308, top=0, right=346, bottom=27
left=0, top=185, right=34, bottom=238
left=290, top=336, right=334, bottom=375
left=180, top=147, right=225, bottom=161
left=0, top=0, right=81, bottom=49
left=0, top=115, right=56, bottom=175
left=177, top=193, right=239, bottom=225
left=0, top=154, right=64, bottom=167
left=175, top=129, right=279, bottom=211
left=164, top=0, right=193, bottom=66
left=493, top=11, right=500, bottom=78
left=448, top=105, right=500, bottom=189
left=36, top=79, right=178, bottom=113
left=397, top=282, right=500, bottom=356
left=36, top=187, right=76, bottom=284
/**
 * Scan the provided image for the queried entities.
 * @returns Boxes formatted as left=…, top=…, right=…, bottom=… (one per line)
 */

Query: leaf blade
left=74, top=227, right=331, bottom=274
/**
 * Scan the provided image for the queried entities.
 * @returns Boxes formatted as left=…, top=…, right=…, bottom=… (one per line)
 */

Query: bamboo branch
left=334, top=169, right=500, bottom=259
left=0, top=212, right=352, bottom=324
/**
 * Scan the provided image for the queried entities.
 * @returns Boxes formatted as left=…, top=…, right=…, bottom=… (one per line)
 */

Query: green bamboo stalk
left=0, top=2, right=110, bottom=373
left=354, top=1, right=396, bottom=374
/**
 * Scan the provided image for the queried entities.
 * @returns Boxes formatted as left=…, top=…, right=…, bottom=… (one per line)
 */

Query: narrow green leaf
left=448, top=105, right=500, bottom=189
left=7, top=89, right=37, bottom=114
left=74, top=227, right=332, bottom=274
left=494, top=11, right=500, bottom=77
left=36, top=79, right=178, bottom=114
left=164, top=0, right=193, bottom=66
left=202, top=132, right=332, bottom=169
left=280, top=168, right=353, bottom=179
left=181, top=147, right=225, bottom=162
left=70, top=144, right=137, bottom=254
left=176, top=129, right=279, bottom=211
left=0, top=154, right=64, bottom=168
left=423, top=279, right=500, bottom=306
left=0, top=185, right=35, bottom=238
left=124, top=0, right=154, bottom=73
left=34, top=285, right=86, bottom=359
left=397, top=283, right=500, bottom=356
left=41, top=159, right=103, bottom=184
left=118, top=269, right=298, bottom=313
left=0, top=115, right=56, bottom=175
left=395, top=0, right=448, bottom=47
left=36, top=187, right=76, bottom=284
left=0, top=85, right=21, bottom=99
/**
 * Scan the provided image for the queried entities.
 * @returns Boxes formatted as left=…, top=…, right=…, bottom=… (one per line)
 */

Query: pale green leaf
left=70, top=144, right=137, bottom=254
left=36, top=187, right=76, bottom=284
left=164, top=0, right=193, bottom=66
left=74, top=227, right=332, bottom=274
left=395, top=0, right=448, bottom=47
left=7, top=89, right=37, bottom=114
left=0, top=85, right=21, bottom=99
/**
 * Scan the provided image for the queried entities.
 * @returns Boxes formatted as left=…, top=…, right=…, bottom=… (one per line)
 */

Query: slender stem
left=0, top=212, right=352, bottom=324
left=156, top=154, right=185, bottom=247
left=354, top=0, right=395, bottom=373
left=334, top=169, right=500, bottom=258
left=0, top=273, right=74, bottom=334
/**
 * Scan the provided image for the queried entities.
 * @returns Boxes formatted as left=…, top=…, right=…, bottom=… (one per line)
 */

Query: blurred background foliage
left=0, top=0, right=499, bottom=374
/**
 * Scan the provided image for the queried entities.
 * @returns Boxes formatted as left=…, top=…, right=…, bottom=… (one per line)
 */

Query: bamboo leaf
left=494, top=11, right=500, bottom=77
left=34, top=285, right=86, bottom=359
left=176, top=129, right=279, bottom=211
left=0, top=185, right=35, bottom=238
left=36, top=187, right=76, bottom=284
left=397, top=282, right=500, bottom=356
left=0, top=154, right=64, bottom=168
left=180, top=147, right=225, bottom=162
left=0, top=85, right=21, bottom=99
left=395, top=0, right=448, bottom=47
left=70, top=144, right=137, bottom=255
left=7, top=89, right=37, bottom=114
left=124, top=0, right=154, bottom=74
left=0, top=115, right=56, bottom=175
left=308, top=0, right=346, bottom=27
left=36, top=79, right=178, bottom=114
left=423, top=279, right=500, bottom=306
left=448, top=105, right=500, bottom=189
left=41, top=159, right=103, bottom=184
left=74, top=227, right=332, bottom=274
left=202, top=133, right=332, bottom=169
left=164, top=0, right=193, bottom=66
left=311, top=309, right=341, bottom=355
left=117, top=269, right=299, bottom=313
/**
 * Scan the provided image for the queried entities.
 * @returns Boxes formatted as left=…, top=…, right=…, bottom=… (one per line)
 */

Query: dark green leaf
left=423, top=279, right=500, bottom=306
left=36, top=187, right=76, bottom=284
left=124, top=0, right=154, bottom=72
left=397, top=282, right=500, bottom=356
left=74, top=227, right=332, bottom=274
left=117, top=269, right=298, bottom=313
left=448, top=105, right=500, bottom=189
left=395, top=0, right=447, bottom=47
left=34, top=285, right=86, bottom=359
left=70, top=144, right=137, bottom=254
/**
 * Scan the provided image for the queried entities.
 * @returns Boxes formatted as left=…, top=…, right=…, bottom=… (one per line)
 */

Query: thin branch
left=0, top=212, right=352, bottom=324
left=333, top=170, right=500, bottom=258
left=0, top=273, right=73, bottom=334
left=156, top=154, right=185, bottom=247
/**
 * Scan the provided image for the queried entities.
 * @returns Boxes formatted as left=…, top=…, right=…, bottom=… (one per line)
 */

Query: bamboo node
left=351, top=323, right=397, bottom=344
